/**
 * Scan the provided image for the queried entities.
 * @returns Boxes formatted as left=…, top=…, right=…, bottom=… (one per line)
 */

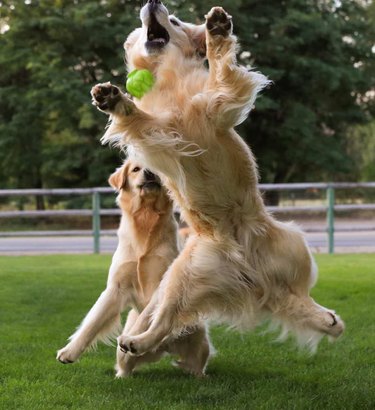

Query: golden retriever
left=90, top=0, right=344, bottom=357
left=56, top=156, right=211, bottom=377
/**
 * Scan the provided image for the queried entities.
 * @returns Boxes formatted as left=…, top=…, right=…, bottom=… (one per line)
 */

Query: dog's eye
left=170, top=19, right=180, bottom=27
left=132, top=167, right=140, bottom=173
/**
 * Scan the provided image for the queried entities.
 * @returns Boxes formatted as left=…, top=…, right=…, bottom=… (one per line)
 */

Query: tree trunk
left=34, top=168, right=45, bottom=211
left=35, top=195, right=45, bottom=211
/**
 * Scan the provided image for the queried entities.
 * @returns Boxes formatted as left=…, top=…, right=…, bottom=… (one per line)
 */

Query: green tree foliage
left=347, top=121, right=375, bottom=181
left=230, top=0, right=374, bottom=184
left=0, top=0, right=373, bottom=195
left=0, top=0, right=139, bottom=191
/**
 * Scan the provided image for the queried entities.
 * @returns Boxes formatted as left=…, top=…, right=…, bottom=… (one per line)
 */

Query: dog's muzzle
left=139, top=169, right=162, bottom=191
left=144, top=0, right=170, bottom=52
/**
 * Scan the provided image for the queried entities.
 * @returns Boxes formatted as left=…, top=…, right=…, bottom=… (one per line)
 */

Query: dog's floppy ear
left=108, top=164, right=128, bottom=191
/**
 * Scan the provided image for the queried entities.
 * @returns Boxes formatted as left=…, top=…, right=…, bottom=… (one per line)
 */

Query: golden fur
left=57, top=157, right=211, bottom=377
left=91, top=3, right=345, bottom=357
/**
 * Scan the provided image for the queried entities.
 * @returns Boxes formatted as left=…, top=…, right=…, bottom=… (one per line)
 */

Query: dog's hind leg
left=116, top=309, right=138, bottom=377
left=272, top=294, right=345, bottom=352
left=116, top=347, right=165, bottom=378
left=168, top=324, right=212, bottom=377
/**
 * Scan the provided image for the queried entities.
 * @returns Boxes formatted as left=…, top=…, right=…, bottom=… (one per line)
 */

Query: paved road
left=0, top=231, right=374, bottom=255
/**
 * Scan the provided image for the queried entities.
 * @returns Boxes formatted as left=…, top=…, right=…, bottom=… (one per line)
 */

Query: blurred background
left=0, top=0, right=374, bottom=253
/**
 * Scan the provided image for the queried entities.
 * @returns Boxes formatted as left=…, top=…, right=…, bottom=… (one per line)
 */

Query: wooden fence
left=0, top=182, right=374, bottom=254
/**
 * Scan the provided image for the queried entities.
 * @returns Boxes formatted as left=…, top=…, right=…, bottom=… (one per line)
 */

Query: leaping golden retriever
left=91, top=0, right=344, bottom=357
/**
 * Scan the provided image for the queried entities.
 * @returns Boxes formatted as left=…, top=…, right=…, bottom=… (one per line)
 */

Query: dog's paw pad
left=205, top=7, right=232, bottom=37
left=91, top=82, right=121, bottom=112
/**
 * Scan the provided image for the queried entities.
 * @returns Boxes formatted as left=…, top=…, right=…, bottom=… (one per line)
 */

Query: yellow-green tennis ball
left=126, top=69, right=155, bottom=98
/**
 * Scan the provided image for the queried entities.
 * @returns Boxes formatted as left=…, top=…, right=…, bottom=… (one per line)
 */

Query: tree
left=234, top=0, right=374, bottom=185
left=0, top=0, right=141, bottom=205
left=0, top=0, right=373, bottom=208
left=347, top=121, right=375, bottom=181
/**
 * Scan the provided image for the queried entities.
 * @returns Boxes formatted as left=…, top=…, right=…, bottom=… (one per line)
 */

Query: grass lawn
left=0, top=254, right=374, bottom=410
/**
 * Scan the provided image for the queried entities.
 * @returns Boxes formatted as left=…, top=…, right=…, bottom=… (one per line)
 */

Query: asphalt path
left=0, top=231, right=374, bottom=255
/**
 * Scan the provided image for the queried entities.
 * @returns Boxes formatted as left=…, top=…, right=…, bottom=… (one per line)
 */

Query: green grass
left=0, top=254, right=374, bottom=410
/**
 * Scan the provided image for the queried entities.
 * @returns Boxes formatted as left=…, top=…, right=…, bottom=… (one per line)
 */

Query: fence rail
left=0, top=183, right=374, bottom=254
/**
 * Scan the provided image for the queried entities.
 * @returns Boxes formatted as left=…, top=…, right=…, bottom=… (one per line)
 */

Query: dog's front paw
left=117, top=335, right=139, bottom=356
left=117, top=334, right=153, bottom=357
left=56, top=344, right=81, bottom=364
left=205, top=7, right=233, bottom=38
left=91, top=82, right=125, bottom=113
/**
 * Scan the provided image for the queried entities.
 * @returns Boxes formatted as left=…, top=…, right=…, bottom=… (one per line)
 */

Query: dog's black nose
left=147, top=0, right=162, bottom=16
left=144, top=169, right=156, bottom=181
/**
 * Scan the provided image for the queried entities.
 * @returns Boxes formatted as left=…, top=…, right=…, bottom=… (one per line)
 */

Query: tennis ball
left=126, top=69, right=155, bottom=98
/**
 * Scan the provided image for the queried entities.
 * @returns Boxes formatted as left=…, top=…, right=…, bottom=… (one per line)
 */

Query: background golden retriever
left=57, top=156, right=211, bottom=377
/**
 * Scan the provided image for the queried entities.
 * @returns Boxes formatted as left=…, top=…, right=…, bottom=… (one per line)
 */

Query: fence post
left=326, top=185, right=335, bottom=254
left=92, top=191, right=101, bottom=254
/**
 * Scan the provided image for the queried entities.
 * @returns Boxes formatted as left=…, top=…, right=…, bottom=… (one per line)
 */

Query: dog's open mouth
left=145, top=13, right=170, bottom=51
